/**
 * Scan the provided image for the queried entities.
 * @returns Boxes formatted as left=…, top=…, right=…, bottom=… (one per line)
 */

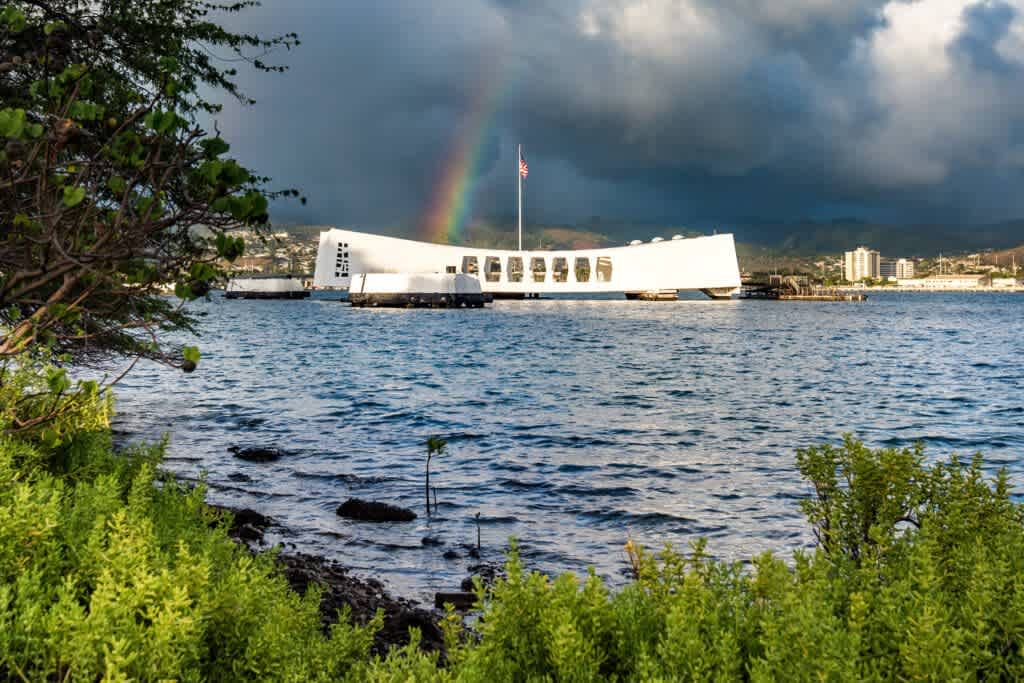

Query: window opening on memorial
left=484, top=256, right=502, bottom=282
left=596, top=256, right=613, bottom=282
left=552, top=257, right=569, bottom=283
left=507, top=257, right=524, bottom=283
left=574, top=257, right=591, bottom=282
left=531, top=257, right=546, bottom=283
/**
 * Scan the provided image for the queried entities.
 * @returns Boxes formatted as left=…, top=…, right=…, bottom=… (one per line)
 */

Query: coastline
left=836, top=286, right=1024, bottom=293
left=208, top=503, right=447, bottom=654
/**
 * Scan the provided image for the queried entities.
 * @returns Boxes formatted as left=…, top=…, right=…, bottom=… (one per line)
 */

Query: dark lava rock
left=207, top=505, right=273, bottom=544
left=434, top=591, right=476, bottom=610
left=210, top=502, right=444, bottom=654
left=236, top=524, right=265, bottom=543
left=228, top=445, right=286, bottom=462
left=280, top=552, right=443, bottom=655
left=442, top=550, right=461, bottom=560
left=421, top=535, right=444, bottom=547
left=227, top=472, right=253, bottom=482
left=461, top=562, right=505, bottom=592
left=337, top=498, right=417, bottom=523
left=233, top=508, right=272, bottom=529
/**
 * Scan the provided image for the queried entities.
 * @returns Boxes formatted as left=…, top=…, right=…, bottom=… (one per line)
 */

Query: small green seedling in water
left=425, top=436, right=446, bottom=517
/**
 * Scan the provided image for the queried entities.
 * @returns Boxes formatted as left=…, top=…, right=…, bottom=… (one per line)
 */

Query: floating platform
left=225, top=274, right=310, bottom=300
left=348, top=273, right=488, bottom=308
left=625, top=289, right=679, bottom=301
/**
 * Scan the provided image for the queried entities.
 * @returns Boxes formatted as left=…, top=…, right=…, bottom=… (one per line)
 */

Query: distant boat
left=225, top=274, right=310, bottom=300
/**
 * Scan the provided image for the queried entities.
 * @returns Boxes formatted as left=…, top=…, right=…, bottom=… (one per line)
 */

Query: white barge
left=225, top=274, right=310, bottom=300
left=313, top=229, right=741, bottom=299
left=348, top=273, right=487, bottom=307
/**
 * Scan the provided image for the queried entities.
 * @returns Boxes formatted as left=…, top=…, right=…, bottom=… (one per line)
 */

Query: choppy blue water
left=111, top=292, right=1024, bottom=601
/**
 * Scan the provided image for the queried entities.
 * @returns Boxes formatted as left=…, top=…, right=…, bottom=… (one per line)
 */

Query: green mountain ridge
left=273, top=220, right=1024, bottom=260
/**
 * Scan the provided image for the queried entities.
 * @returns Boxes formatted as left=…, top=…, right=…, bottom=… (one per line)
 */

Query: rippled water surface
left=112, top=292, right=1024, bottom=601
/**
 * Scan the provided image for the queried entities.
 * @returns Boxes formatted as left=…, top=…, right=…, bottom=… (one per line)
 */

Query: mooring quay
left=740, top=276, right=867, bottom=301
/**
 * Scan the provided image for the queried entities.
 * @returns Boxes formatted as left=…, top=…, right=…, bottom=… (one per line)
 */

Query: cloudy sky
left=214, top=0, right=1024, bottom=234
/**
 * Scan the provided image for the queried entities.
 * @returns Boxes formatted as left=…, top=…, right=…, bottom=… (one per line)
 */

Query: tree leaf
left=182, top=346, right=201, bottom=364
left=62, top=186, right=86, bottom=208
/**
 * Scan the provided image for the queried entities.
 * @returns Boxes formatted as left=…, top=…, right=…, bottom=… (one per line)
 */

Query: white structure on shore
left=895, top=258, right=915, bottom=279
left=313, top=228, right=742, bottom=299
left=225, top=274, right=309, bottom=299
left=844, top=246, right=881, bottom=282
left=896, top=274, right=992, bottom=289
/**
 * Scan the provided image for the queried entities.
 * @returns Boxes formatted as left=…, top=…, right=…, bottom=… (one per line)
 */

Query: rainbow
left=419, top=73, right=506, bottom=245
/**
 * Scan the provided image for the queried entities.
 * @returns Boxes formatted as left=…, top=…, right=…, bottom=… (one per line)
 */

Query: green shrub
left=3, top=358, right=1023, bottom=681
left=362, top=437, right=1024, bottom=681
left=0, top=417, right=377, bottom=681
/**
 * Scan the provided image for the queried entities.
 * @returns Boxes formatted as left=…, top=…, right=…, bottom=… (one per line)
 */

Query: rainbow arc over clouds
left=419, top=75, right=507, bottom=245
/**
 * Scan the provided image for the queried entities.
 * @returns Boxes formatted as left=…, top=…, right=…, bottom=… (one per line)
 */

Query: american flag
left=519, top=150, right=529, bottom=179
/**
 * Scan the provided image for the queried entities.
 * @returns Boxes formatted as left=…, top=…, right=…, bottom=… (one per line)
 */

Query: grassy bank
left=2, top=376, right=1023, bottom=680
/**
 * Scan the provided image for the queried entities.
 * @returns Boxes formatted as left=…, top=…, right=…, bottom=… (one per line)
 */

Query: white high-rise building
left=844, top=246, right=880, bottom=282
left=895, top=258, right=915, bottom=279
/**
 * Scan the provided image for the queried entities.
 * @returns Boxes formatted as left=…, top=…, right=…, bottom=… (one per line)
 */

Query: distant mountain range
left=729, top=219, right=1024, bottom=257
left=274, top=219, right=1024, bottom=260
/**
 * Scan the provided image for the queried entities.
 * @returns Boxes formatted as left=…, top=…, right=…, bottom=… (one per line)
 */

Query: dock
left=740, top=276, right=867, bottom=301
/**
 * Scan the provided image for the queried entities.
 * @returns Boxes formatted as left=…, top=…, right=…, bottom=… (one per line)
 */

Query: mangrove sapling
left=425, top=435, right=446, bottom=517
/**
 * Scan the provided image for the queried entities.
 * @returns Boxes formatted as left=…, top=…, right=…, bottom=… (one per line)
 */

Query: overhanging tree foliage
left=0, top=1, right=299, bottom=372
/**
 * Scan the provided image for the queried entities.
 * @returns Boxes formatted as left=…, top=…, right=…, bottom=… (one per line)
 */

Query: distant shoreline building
left=844, top=246, right=880, bottom=282
left=897, top=274, right=991, bottom=289
left=881, top=257, right=915, bottom=280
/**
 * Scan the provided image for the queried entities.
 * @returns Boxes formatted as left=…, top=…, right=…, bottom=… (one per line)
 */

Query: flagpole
left=517, top=144, right=523, bottom=252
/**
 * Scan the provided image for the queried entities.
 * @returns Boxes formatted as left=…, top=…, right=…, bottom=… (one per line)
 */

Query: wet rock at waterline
left=434, top=591, right=476, bottom=610
left=462, top=562, right=505, bottom=592
left=228, top=445, right=287, bottom=462
left=337, top=498, right=417, bottom=522
left=207, top=505, right=272, bottom=545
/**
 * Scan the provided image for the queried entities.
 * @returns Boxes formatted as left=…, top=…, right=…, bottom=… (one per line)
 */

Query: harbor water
left=111, top=292, right=1024, bottom=602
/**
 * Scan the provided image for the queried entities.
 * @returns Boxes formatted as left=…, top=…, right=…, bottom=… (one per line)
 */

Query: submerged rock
left=336, top=498, right=417, bottom=523
left=228, top=445, right=287, bottom=462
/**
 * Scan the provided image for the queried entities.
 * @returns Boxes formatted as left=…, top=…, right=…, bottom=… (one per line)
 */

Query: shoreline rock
left=337, top=498, right=417, bottom=523
left=228, top=445, right=288, bottom=462
left=211, top=503, right=442, bottom=654
left=280, top=552, right=444, bottom=655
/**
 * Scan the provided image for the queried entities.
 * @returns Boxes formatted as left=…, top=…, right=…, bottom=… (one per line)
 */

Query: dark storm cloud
left=211, top=0, right=1024, bottom=231
left=952, top=1, right=1018, bottom=74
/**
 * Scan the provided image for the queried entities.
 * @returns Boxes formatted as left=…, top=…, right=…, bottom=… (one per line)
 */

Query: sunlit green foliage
left=0, top=373, right=380, bottom=681
left=0, top=0, right=301, bottom=369
left=2, top=366, right=1023, bottom=680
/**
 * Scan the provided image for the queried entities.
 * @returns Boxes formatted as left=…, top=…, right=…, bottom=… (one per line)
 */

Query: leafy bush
left=2, top=361, right=1023, bottom=680
left=0, top=384, right=379, bottom=681
left=363, top=438, right=1024, bottom=681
